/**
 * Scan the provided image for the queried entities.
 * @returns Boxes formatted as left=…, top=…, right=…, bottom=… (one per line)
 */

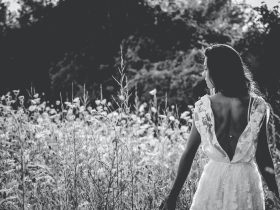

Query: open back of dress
left=190, top=94, right=267, bottom=210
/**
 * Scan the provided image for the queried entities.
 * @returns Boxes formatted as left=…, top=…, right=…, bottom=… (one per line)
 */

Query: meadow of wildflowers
left=0, top=85, right=208, bottom=210
left=0, top=64, right=279, bottom=209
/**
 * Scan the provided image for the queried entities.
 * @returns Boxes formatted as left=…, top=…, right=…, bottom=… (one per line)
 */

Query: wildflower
left=34, top=93, right=39, bottom=98
left=13, top=90, right=20, bottom=96
left=5, top=95, right=11, bottom=101
left=18, top=95, right=24, bottom=103
left=180, top=111, right=190, bottom=119
left=188, top=105, right=194, bottom=109
left=80, top=106, right=85, bottom=112
left=31, top=98, right=40, bottom=105
left=118, top=95, right=125, bottom=101
left=145, top=113, right=151, bottom=120
left=49, top=109, right=57, bottom=115
left=73, top=97, right=80, bottom=103
left=29, top=105, right=36, bottom=112
left=91, top=109, right=97, bottom=115
left=56, top=101, right=60, bottom=105
left=95, top=100, right=101, bottom=105
left=64, top=102, right=72, bottom=107
left=87, top=106, right=92, bottom=112
left=96, top=106, right=103, bottom=112
left=169, top=116, right=175, bottom=121
left=151, top=107, right=157, bottom=113
left=159, top=115, right=167, bottom=119
left=139, top=103, right=147, bottom=112
left=101, top=99, right=107, bottom=105
left=68, top=109, right=73, bottom=115
left=171, top=105, right=175, bottom=110
left=101, top=111, right=107, bottom=116
left=107, top=102, right=112, bottom=107
left=149, top=89, right=157, bottom=95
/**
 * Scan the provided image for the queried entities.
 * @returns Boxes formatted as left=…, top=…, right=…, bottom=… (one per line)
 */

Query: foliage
left=0, top=0, right=255, bottom=104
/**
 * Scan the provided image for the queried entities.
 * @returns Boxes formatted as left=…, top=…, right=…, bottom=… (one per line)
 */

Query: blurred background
left=0, top=0, right=279, bottom=112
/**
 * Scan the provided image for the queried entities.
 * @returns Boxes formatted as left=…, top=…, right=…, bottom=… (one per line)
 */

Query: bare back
left=209, top=93, right=253, bottom=160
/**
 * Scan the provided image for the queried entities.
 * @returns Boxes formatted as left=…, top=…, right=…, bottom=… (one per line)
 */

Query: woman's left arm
left=256, top=113, right=280, bottom=198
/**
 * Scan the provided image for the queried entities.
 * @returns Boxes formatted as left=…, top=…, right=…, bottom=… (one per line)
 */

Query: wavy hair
left=204, top=44, right=259, bottom=97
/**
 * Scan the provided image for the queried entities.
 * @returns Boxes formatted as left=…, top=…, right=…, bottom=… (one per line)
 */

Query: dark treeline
left=0, top=0, right=152, bottom=99
left=0, top=0, right=279, bottom=112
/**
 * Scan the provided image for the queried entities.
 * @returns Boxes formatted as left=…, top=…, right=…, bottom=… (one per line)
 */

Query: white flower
left=90, top=109, right=97, bottom=115
left=151, top=107, right=157, bottom=113
left=159, top=115, right=167, bottom=119
left=118, top=95, right=125, bottom=101
left=56, top=101, right=60, bottom=105
left=169, top=116, right=175, bottom=121
left=18, top=95, right=24, bottom=101
left=13, top=90, right=20, bottom=96
left=107, top=102, right=112, bottom=107
left=188, top=105, right=194, bottom=109
left=180, top=111, right=190, bottom=119
left=64, top=102, right=72, bottom=107
left=80, top=106, right=85, bottom=112
left=95, top=100, right=101, bottom=105
left=87, top=106, right=92, bottom=112
left=49, top=109, right=57, bottom=115
left=29, top=105, right=36, bottom=112
left=34, top=93, right=39, bottom=98
left=101, top=99, right=107, bottom=105
left=149, top=89, right=157, bottom=95
left=73, top=97, right=80, bottom=103
left=101, top=111, right=107, bottom=116
left=139, top=104, right=146, bottom=112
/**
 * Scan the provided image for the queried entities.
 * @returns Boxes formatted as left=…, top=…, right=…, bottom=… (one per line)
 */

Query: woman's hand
left=159, top=196, right=177, bottom=210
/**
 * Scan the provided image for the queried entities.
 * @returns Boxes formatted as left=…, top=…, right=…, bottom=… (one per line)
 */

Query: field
left=0, top=75, right=280, bottom=210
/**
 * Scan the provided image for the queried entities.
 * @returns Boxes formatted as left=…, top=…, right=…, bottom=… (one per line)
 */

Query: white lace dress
left=190, top=94, right=267, bottom=210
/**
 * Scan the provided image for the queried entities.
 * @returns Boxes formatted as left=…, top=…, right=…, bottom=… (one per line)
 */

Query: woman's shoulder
left=194, top=94, right=209, bottom=105
left=251, top=96, right=268, bottom=117
left=251, top=94, right=267, bottom=109
left=194, top=94, right=209, bottom=111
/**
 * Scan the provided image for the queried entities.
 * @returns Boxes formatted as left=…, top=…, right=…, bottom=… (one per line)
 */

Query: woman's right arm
left=161, top=119, right=201, bottom=209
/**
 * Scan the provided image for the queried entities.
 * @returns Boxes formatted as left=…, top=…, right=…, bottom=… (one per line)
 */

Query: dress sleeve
left=193, top=99, right=202, bottom=135
left=251, top=96, right=268, bottom=135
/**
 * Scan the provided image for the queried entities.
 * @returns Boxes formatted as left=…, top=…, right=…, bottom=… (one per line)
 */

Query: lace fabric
left=190, top=94, right=267, bottom=210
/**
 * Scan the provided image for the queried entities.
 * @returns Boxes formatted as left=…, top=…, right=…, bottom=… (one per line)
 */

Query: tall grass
left=0, top=62, right=205, bottom=210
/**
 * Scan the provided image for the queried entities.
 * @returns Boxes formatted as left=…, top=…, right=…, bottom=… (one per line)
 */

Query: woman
left=160, top=44, right=280, bottom=210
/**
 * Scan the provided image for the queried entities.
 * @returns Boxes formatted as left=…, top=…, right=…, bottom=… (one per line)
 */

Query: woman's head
left=203, top=44, right=252, bottom=97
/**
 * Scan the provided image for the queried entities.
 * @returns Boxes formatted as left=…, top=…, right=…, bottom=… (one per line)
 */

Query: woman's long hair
left=204, top=44, right=259, bottom=98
